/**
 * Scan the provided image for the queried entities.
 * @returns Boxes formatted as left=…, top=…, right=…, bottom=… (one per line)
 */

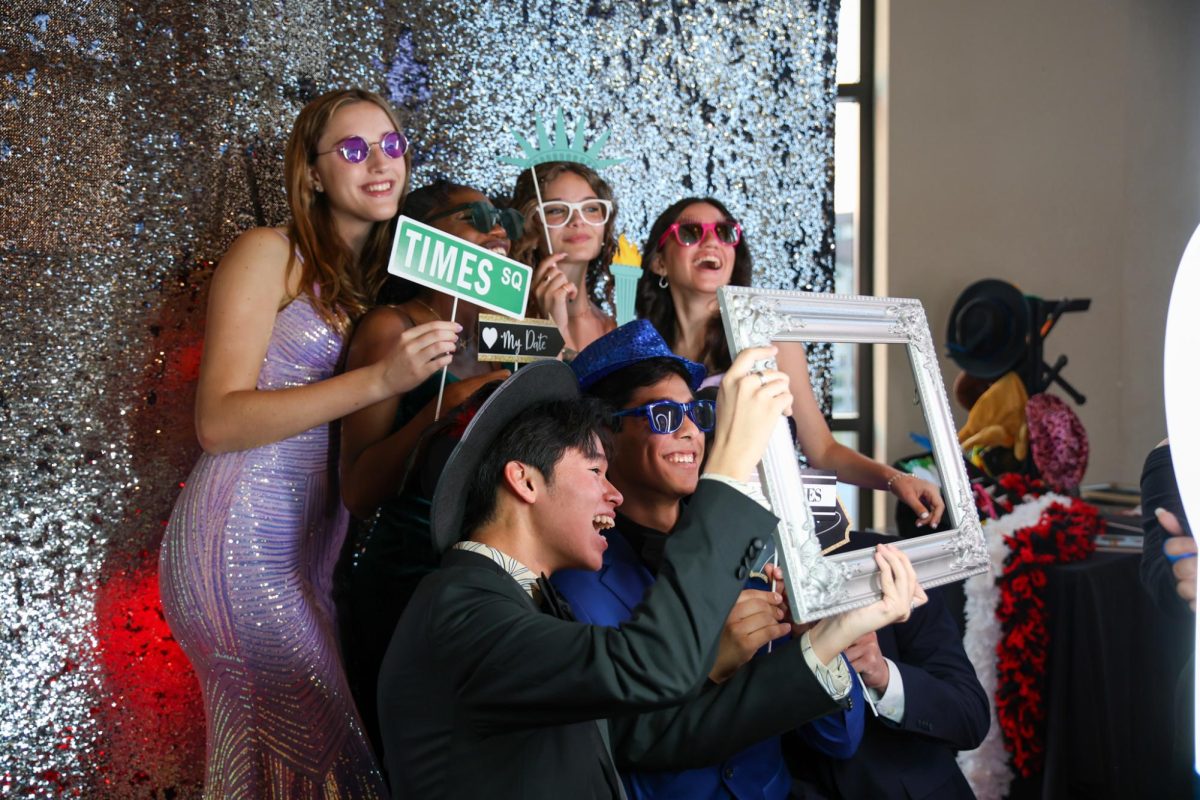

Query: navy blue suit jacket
left=555, top=528, right=865, bottom=800
left=786, top=536, right=990, bottom=799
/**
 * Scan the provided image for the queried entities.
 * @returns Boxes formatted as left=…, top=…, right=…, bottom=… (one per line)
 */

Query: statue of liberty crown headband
left=500, top=108, right=626, bottom=170
left=502, top=108, right=643, bottom=326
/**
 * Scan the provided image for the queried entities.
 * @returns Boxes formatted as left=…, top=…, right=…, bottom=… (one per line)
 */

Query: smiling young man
left=552, top=321, right=865, bottom=799
left=377, top=351, right=925, bottom=799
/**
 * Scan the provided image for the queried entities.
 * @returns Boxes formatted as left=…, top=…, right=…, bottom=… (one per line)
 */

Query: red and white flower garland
left=958, top=475, right=1102, bottom=799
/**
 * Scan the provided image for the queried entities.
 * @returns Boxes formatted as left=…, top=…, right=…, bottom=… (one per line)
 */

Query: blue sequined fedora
left=571, top=319, right=706, bottom=391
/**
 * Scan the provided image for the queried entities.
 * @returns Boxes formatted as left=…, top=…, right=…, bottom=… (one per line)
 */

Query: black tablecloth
left=1008, top=551, right=1194, bottom=799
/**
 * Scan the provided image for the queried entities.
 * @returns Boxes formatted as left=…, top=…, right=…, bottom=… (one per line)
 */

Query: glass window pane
left=831, top=341, right=858, bottom=417
left=834, top=100, right=859, bottom=296
left=833, top=101, right=861, bottom=419
left=836, top=0, right=861, bottom=85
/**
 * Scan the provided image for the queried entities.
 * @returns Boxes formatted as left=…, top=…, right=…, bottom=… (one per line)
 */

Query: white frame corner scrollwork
left=719, top=286, right=989, bottom=622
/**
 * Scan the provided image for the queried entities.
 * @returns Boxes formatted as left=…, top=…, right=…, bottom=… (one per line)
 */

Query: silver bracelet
left=885, top=472, right=911, bottom=492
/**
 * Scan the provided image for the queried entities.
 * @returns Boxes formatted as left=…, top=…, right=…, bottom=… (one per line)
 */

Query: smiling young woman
left=637, top=196, right=946, bottom=529
left=510, top=162, right=619, bottom=353
left=157, top=89, right=458, bottom=798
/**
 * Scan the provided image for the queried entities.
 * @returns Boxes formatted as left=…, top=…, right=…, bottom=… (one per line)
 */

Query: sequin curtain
left=0, top=1, right=838, bottom=794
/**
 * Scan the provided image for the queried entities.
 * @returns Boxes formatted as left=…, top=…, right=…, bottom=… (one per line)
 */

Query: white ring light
left=1165, top=221, right=1200, bottom=775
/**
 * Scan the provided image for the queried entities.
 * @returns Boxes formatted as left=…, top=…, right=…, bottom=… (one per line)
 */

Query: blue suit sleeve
left=793, top=655, right=865, bottom=758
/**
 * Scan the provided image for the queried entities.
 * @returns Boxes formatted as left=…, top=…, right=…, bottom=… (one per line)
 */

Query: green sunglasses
left=425, top=201, right=525, bottom=242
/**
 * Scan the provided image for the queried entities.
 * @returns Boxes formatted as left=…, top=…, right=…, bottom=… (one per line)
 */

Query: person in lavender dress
left=158, top=88, right=459, bottom=799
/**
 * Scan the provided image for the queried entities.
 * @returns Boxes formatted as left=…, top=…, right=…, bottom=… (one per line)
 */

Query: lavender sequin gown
left=159, top=295, right=387, bottom=799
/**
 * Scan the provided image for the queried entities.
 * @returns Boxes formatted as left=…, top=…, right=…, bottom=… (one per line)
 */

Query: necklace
left=413, top=297, right=442, bottom=321
left=412, top=297, right=470, bottom=353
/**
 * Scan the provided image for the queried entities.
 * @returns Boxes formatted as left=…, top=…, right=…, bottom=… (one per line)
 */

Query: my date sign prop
left=477, top=314, right=564, bottom=363
left=388, top=216, right=532, bottom=319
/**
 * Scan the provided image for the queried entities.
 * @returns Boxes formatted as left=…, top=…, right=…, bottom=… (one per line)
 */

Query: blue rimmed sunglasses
left=611, top=399, right=716, bottom=434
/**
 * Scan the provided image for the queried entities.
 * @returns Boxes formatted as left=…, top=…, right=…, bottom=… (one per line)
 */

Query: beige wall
left=876, top=0, right=1200, bottom=490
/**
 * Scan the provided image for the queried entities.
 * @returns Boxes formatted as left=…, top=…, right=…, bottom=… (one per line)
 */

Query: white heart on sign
left=482, top=326, right=499, bottom=348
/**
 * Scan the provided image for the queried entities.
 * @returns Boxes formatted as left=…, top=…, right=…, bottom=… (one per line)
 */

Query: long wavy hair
left=636, top=197, right=753, bottom=374
left=509, top=161, right=617, bottom=311
left=282, top=88, right=412, bottom=331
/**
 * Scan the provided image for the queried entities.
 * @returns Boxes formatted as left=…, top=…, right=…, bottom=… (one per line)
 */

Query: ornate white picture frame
left=719, top=287, right=989, bottom=621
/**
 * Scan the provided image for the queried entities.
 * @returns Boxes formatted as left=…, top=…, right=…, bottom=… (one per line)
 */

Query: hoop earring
left=658, top=275, right=669, bottom=289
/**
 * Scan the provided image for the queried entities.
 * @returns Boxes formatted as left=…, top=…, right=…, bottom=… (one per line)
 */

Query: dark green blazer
left=378, top=480, right=842, bottom=799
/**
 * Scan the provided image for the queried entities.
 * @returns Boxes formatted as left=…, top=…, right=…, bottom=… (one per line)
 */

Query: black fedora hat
left=946, top=279, right=1030, bottom=379
left=429, top=360, right=580, bottom=552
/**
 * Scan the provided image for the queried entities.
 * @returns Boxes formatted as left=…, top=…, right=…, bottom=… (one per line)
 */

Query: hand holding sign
left=707, top=587, right=790, bottom=684
left=378, top=320, right=462, bottom=396
left=388, top=216, right=533, bottom=417
left=532, top=253, right=578, bottom=349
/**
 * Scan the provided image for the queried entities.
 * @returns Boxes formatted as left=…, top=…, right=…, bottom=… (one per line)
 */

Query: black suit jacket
left=1140, top=444, right=1192, bottom=618
left=788, top=537, right=990, bottom=799
left=378, top=481, right=842, bottom=798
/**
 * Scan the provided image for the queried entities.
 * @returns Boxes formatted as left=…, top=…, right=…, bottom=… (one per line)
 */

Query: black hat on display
left=946, top=279, right=1031, bottom=379
left=429, top=360, right=580, bottom=552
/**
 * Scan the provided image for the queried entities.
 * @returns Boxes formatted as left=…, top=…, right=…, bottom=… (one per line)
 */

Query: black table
left=1008, top=551, right=1194, bottom=799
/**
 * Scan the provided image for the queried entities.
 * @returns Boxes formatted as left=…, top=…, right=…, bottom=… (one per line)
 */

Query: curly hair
left=635, top=197, right=753, bottom=373
left=509, top=161, right=617, bottom=312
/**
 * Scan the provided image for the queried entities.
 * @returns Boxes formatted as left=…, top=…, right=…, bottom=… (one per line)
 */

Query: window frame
left=830, top=0, right=877, bottom=528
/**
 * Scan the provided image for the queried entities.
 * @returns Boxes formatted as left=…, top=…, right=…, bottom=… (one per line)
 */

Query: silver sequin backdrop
left=0, top=1, right=838, bottom=794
